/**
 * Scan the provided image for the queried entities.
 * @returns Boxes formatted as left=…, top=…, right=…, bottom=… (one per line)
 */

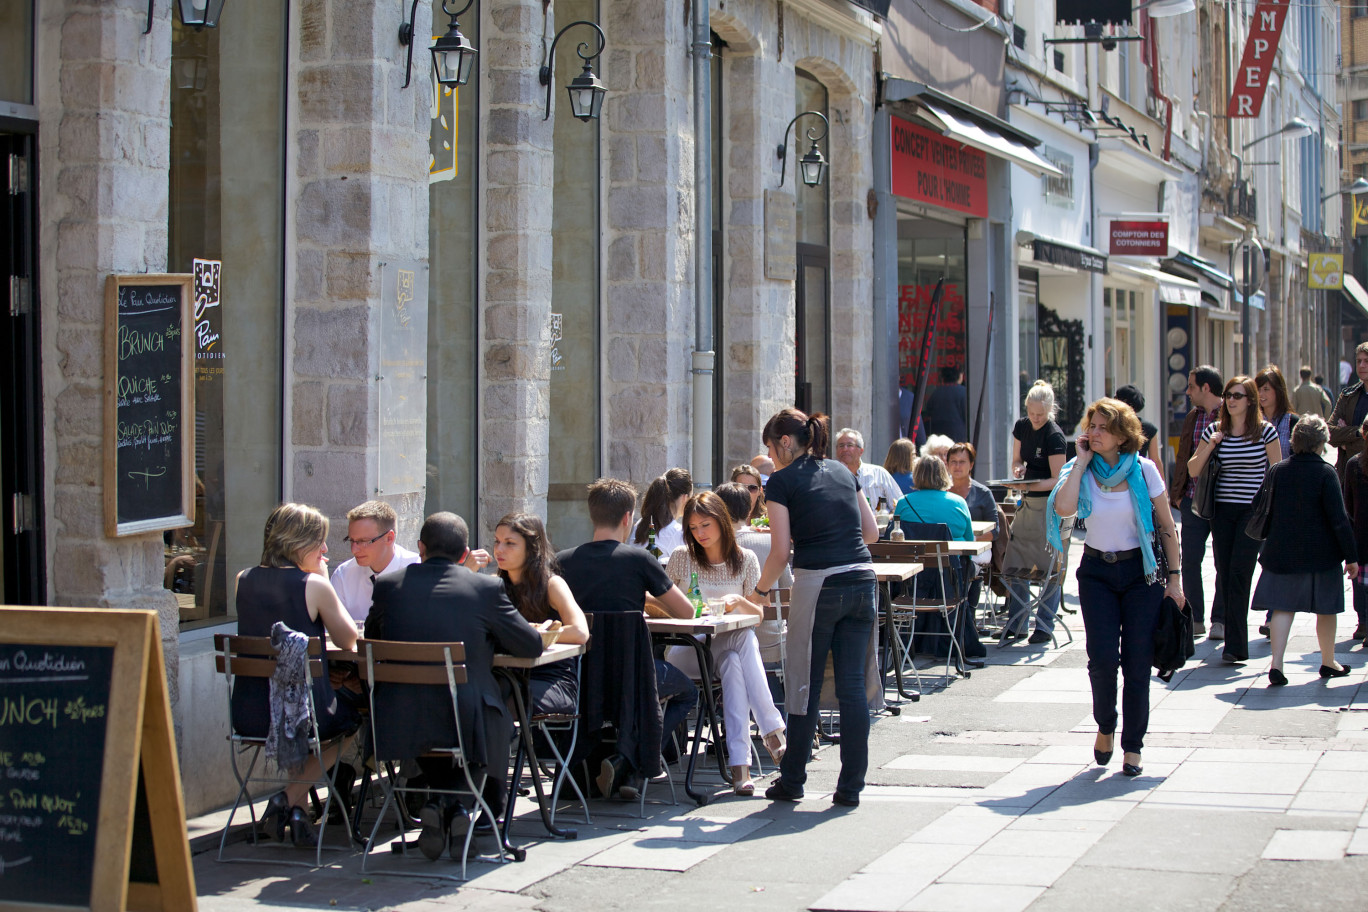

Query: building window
left=1053, top=49, right=1066, bottom=73
left=167, top=3, right=288, bottom=627
left=1355, top=2, right=1368, bottom=19
left=1013, top=24, right=1027, bottom=50
left=794, top=69, right=830, bottom=417
left=1040, top=145, right=1074, bottom=206
left=0, top=2, right=33, bottom=104
left=1354, top=99, right=1368, bottom=122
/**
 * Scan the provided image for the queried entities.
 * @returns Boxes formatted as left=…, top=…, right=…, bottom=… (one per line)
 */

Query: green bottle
left=646, top=520, right=663, bottom=562
left=688, top=571, right=706, bottom=618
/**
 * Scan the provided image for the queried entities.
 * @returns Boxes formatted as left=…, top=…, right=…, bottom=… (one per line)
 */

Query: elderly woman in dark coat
left=1252, top=416, right=1360, bottom=685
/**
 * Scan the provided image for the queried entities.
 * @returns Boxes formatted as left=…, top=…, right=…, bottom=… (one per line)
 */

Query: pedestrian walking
left=1185, top=376, right=1281, bottom=663
left=1255, top=365, right=1298, bottom=459
left=1049, top=398, right=1183, bottom=778
left=1330, top=342, right=1368, bottom=488
left=754, top=408, right=881, bottom=807
left=1251, top=416, right=1358, bottom=684
left=1338, top=415, right=1368, bottom=643
left=1291, top=365, right=1332, bottom=420
left=1169, top=366, right=1224, bottom=637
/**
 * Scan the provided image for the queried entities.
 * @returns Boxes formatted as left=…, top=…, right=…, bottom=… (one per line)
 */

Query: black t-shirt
left=556, top=539, right=674, bottom=614
left=1013, top=417, right=1067, bottom=498
left=1140, top=419, right=1158, bottom=454
left=764, top=455, right=872, bottom=570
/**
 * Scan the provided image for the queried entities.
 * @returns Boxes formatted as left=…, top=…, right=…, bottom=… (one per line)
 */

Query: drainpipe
left=1143, top=9, right=1173, bottom=162
left=691, top=0, right=714, bottom=488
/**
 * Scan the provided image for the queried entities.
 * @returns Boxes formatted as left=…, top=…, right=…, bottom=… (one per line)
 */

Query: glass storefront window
left=426, top=4, right=481, bottom=536
left=1018, top=270, right=1039, bottom=402
left=166, top=2, right=287, bottom=627
left=794, top=70, right=830, bottom=415
left=897, top=218, right=968, bottom=416
left=545, top=0, right=601, bottom=550
left=0, top=2, right=33, bottom=105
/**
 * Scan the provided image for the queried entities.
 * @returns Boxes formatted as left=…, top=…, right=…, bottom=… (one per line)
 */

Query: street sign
left=1309, top=253, right=1344, bottom=290
left=1233, top=238, right=1265, bottom=296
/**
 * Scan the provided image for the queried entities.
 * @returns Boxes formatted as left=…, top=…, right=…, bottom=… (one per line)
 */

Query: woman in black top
left=1251, top=416, right=1358, bottom=683
left=754, top=409, right=879, bottom=807
left=233, top=503, right=360, bottom=846
left=1002, top=380, right=1068, bottom=643
left=1113, top=385, right=1161, bottom=467
left=493, top=513, right=589, bottom=716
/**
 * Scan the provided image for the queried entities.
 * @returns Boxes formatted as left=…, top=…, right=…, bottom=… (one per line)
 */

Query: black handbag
left=1152, top=595, right=1195, bottom=683
left=1245, top=461, right=1280, bottom=541
left=1192, top=453, right=1220, bottom=520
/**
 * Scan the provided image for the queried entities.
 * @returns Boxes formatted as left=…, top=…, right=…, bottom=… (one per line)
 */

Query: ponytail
left=762, top=408, right=830, bottom=460
left=806, top=413, right=830, bottom=459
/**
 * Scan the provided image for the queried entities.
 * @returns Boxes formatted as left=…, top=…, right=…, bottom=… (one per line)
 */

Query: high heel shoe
left=1320, top=663, right=1353, bottom=678
left=286, top=806, right=318, bottom=848
left=1269, top=667, right=1288, bottom=686
left=1093, top=732, right=1114, bottom=766
left=264, top=791, right=290, bottom=842
left=1122, top=752, right=1143, bottom=777
left=763, top=728, right=787, bottom=764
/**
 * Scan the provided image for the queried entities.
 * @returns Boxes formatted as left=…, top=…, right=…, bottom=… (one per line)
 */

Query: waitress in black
left=1001, top=380, right=1069, bottom=643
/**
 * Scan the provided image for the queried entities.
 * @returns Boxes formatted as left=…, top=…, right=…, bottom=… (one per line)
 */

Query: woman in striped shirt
left=1186, top=375, right=1282, bottom=663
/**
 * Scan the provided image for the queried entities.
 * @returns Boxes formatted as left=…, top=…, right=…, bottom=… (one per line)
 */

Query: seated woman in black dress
left=232, top=502, right=360, bottom=846
left=493, top=512, right=590, bottom=716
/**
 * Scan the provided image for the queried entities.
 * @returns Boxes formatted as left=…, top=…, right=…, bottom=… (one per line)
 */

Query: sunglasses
left=1223, top=391, right=1248, bottom=401
left=742, top=484, right=761, bottom=493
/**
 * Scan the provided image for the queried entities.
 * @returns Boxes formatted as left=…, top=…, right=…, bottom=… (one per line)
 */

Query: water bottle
left=688, top=571, right=706, bottom=618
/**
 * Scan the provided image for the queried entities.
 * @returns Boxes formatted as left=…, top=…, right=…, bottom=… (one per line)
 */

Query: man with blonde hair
left=330, top=500, right=420, bottom=624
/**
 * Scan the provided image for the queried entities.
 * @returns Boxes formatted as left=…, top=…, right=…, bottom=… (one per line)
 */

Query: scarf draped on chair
left=266, top=621, right=312, bottom=775
left=1046, top=452, right=1157, bottom=581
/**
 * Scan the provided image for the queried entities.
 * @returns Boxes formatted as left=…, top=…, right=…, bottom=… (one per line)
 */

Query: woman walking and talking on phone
left=1049, top=398, right=1183, bottom=777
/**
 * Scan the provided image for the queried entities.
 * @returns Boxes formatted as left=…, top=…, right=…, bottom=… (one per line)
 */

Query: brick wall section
left=479, top=0, right=555, bottom=522
left=602, top=0, right=696, bottom=484
left=288, top=0, right=432, bottom=547
left=39, top=0, right=180, bottom=692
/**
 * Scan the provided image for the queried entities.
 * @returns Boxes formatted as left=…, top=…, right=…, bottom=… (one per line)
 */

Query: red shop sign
left=1227, top=0, right=1290, bottom=119
left=1109, top=220, right=1169, bottom=256
left=890, top=116, right=988, bottom=217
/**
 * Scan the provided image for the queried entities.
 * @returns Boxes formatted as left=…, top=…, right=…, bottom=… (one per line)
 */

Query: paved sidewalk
left=189, top=539, right=1368, bottom=911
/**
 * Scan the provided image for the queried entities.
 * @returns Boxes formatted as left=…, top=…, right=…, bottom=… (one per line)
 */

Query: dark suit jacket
left=366, top=558, right=542, bottom=770
left=1169, top=406, right=1205, bottom=508
left=1330, top=381, right=1366, bottom=487
left=923, top=383, right=968, bottom=443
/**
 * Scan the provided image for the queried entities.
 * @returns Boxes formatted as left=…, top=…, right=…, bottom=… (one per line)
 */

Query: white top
left=655, top=519, right=684, bottom=559
left=857, top=462, right=904, bottom=512
left=1080, top=459, right=1166, bottom=553
left=330, top=544, right=421, bottom=622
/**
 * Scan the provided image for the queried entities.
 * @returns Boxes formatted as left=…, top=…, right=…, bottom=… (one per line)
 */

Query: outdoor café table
left=645, top=612, right=761, bottom=806
left=971, top=520, right=995, bottom=541
left=496, top=641, right=589, bottom=846
left=909, top=539, right=991, bottom=557
left=871, top=562, right=924, bottom=701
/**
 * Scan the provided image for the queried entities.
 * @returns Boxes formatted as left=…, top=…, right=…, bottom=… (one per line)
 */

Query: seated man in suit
left=557, top=478, right=698, bottom=799
left=367, top=511, right=542, bottom=860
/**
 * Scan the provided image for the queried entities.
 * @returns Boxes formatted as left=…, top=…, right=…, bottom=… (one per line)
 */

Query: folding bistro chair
left=356, top=639, right=509, bottom=880
left=512, top=656, right=591, bottom=829
left=888, top=525, right=973, bottom=688
left=213, top=633, right=348, bottom=868
left=994, top=517, right=1075, bottom=647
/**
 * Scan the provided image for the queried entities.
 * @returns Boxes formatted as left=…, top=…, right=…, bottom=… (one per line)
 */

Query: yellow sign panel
left=1309, top=253, right=1343, bottom=290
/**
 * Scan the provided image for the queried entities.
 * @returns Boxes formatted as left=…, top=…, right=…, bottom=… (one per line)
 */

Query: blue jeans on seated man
left=654, top=659, right=698, bottom=762
left=1005, top=579, right=1060, bottom=635
left=772, top=575, right=877, bottom=802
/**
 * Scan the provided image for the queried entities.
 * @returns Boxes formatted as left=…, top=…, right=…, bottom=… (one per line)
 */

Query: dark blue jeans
left=776, top=575, right=877, bottom=801
left=1179, top=496, right=1222, bottom=626
left=654, top=659, right=697, bottom=759
left=1077, top=553, right=1162, bottom=754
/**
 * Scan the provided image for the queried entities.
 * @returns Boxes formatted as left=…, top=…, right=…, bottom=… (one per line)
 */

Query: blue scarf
left=1047, top=452, right=1157, bottom=579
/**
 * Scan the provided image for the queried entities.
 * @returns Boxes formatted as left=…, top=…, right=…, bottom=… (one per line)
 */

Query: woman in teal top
left=892, top=455, right=974, bottom=542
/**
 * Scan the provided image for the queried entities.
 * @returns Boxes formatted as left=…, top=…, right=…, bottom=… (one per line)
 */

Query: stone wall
left=38, top=0, right=180, bottom=691
left=288, top=0, right=433, bottom=547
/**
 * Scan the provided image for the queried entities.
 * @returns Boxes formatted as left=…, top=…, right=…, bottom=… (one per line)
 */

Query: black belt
left=1084, top=545, right=1142, bottom=564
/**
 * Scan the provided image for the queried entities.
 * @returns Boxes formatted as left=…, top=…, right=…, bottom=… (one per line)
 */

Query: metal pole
left=1241, top=243, right=1251, bottom=376
left=690, top=1, right=714, bottom=488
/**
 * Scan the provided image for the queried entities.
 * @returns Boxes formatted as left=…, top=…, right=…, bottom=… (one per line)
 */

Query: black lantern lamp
left=777, top=111, right=830, bottom=188
left=539, top=21, right=607, bottom=122
left=145, top=0, right=227, bottom=35
left=431, top=0, right=478, bottom=88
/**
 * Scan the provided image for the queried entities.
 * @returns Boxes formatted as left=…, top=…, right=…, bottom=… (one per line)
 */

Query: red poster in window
left=890, top=116, right=988, bottom=217
left=898, top=283, right=967, bottom=389
left=1227, top=0, right=1290, bottom=119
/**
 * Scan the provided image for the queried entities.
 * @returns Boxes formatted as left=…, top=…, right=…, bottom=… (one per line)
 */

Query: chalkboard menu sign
left=0, top=642, right=114, bottom=906
left=0, top=608, right=197, bottom=912
left=104, top=275, right=195, bottom=537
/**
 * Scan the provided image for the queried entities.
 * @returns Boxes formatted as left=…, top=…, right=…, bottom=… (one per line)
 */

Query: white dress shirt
left=857, top=462, right=904, bottom=512
left=330, top=544, right=420, bottom=623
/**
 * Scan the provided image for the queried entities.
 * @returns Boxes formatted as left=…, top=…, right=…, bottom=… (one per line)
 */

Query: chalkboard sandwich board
left=104, top=275, right=196, bottom=538
left=0, top=607, right=196, bottom=912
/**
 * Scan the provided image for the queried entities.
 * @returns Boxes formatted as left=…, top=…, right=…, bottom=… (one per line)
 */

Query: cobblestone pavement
left=189, top=536, right=1368, bottom=911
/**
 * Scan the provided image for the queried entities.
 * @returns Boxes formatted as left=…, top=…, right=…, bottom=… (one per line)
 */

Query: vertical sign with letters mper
left=1227, top=0, right=1290, bottom=119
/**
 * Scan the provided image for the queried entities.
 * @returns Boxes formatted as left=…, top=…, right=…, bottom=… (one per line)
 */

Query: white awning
left=920, top=102, right=1063, bottom=179
left=1344, top=274, right=1368, bottom=320
left=1110, top=262, right=1202, bottom=307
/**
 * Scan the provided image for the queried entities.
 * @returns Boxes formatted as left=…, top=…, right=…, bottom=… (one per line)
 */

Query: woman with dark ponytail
left=753, top=409, right=880, bottom=807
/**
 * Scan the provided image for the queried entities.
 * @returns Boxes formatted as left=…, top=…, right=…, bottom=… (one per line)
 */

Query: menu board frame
left=103, top=274, right=196, bottom=538
left=0, top=608, right=196, bottom=912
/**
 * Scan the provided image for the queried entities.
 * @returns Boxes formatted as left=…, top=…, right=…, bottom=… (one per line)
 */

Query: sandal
left=763, top=728, right=787, bottom=764
left=733, top=779, right=755, bottom=797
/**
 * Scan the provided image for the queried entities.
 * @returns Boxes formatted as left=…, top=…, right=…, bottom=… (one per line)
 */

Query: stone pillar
left=39, top=0, right=180, bottom=685
left=288, top=0, right=432, bottom=546
left=602, top=0, right=696, bottom=482
left=479, top=0, right=555, bottom=522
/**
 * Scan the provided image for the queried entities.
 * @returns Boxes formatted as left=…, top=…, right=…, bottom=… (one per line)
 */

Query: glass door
left=795, top=244, right=830, bottom=416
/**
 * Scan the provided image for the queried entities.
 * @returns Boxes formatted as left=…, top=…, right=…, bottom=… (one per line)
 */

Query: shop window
left=1038, top=305, right=1085, bottom=431
left=0, top=2, right=33, bottom=104
left=167, top=3, right=287, bottom=627
left=426, top=2, right=482, bottom=535
left=898, top=222, right=968, bottom=428
left=794, top=69, right=830, bottom=416
left=545, top=0, right=602, bottom=550
left=1017, top=270, right=1039, bottom=402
